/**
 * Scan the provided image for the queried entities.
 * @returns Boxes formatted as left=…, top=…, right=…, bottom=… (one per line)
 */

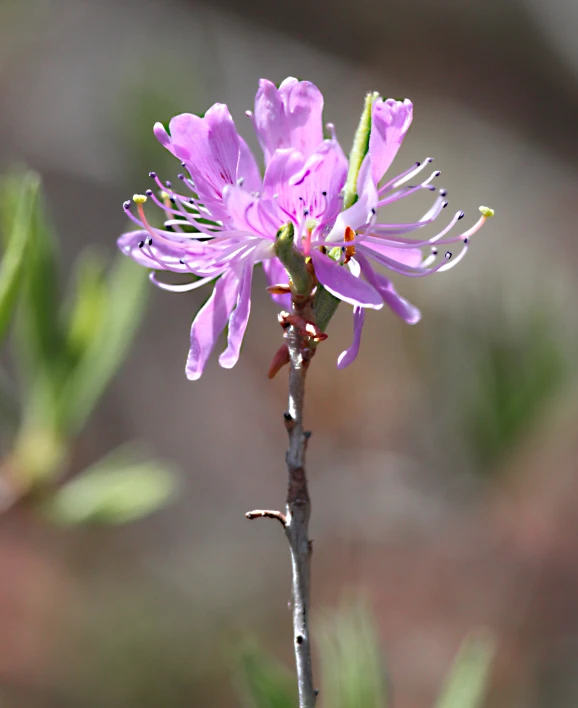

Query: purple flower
left=119, top=80, right=492, bottom=379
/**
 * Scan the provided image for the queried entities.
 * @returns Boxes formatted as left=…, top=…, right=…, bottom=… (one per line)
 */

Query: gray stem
left=283, top=322, right=316, bottom=708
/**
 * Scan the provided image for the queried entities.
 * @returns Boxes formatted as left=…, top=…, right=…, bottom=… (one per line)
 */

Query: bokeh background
left=1, top=0, right=578, bottom=706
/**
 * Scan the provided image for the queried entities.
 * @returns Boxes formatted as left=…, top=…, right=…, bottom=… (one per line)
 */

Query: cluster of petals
left=119, top=77, right=491, bottom=379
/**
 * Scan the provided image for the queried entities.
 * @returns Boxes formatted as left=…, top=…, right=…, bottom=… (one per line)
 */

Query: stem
left=246, top=312, right=317, bottom=707
left=283, top=321, right=316, bottom=708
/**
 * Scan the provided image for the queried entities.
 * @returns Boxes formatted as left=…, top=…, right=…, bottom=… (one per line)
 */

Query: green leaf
left=342, top=92, right=379, bottom=210
left=238, top=643, right=297, bottom=708
left=317, top=597, right=388, bottom=708
left=65, top=248, right=108, bottom=362
left=0, top=171, right=38, bottom=345
left=435, top=631, right=495, bottom=708
left=56, top=253, right=149, bottom=436
left=44, top=444, right=177, bottom=525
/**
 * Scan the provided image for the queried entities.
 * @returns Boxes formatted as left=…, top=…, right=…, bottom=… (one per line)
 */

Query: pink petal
left=311, top=249, right=383, bottom=309
left=219, top=260, right=254, bottom=369
left=357, top=252, right=421, bottom=324
left=360, top=240, right=423, bottom=268
left=253, top=78, right=324, bottom=163
left=337, top=306, right=365, bottom=369
left=262, top=257, right=291, bottom=309
left=238, top=137, right=263, bottom=193
left=186, top=270, right=240, bottom=380
left=369, top=98, right=413, bottom=186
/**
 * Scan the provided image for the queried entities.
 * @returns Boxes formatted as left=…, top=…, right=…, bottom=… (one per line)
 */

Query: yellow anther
left=159, top=190, right=169, bottom=201
left=132, top=194, right=148, bottom=204
left=479, top=206, right=495, bottom=218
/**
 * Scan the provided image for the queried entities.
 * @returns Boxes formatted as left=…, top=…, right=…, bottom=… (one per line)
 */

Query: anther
left=180, top=161, right=186, bottom=167
left=165, top=180, right=172, bottom=188
left=463, top=237, right=469, bottom=244
left=283, top=412, right=293, bottom=422
left=440, top=189, right=447, bottom=196
left=145, top=189, right=153, bottom=196
left=132, top=194, right=147, bottom=204
left=138, top=240, right=145, bottom=248
left=178, top=173, right=185, bottom=180
left=434, top=170, right=441, bottom=177
left=149, top=171, right=157, bottom=178
left=426, top=157, right=434, bottom=163
left=479, top=206, right=495, bottom=217
left=458, top=211, right=465, bottom=220
left=321, top=191, right=327, bottom=196
left=169, top=196, right=176, bottom=204
left=371, top=208, right=376, bottom=215
left=123, top=200, right=131, bottom=210
left=445, top=251, right=452, bottom=259
left=303, top=209, right=309, bottom=216
left=432, top=248, right=438, bottom=255
left=442, top=201, right=448, bottom=208
left=145, top=236, right=153, bottom=246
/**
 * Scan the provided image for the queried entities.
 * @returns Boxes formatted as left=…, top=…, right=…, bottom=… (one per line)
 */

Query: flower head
left=119, top=79, right=492, bottom=379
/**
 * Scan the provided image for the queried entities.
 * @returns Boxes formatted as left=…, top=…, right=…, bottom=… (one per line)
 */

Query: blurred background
left=1, top=0, right=578, bottom=706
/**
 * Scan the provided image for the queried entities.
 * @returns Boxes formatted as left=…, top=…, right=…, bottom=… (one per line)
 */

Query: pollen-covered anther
left=132, top=194, right=147, bottom=204
left=267, top=284, right=292, bottom=295
left=344, top=226, right=356, bottom=262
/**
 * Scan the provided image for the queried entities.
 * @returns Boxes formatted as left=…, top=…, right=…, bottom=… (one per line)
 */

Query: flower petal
left=238, top=137, right=262, bottom=193
left=278, top=77, right=324, bottom=158
left=253, top=78, right=324, bottom=163
left=219, top=260, right=254, bottom=369
left=369, top=98, right=413, bottom=185
left=262, top=257, right=291, bottom=309
left=186, top=270, right=240, bottom=380
left=337, top=306, right=365, bottom=369
left=311, top=249, right=383, bottom=309
left=360, top=239, right=423, bottom=268
left=357, top=252, right=421, bottom=324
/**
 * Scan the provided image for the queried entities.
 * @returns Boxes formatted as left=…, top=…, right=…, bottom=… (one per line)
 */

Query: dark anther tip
left=432, top=248, right=438, bottom=255
left=442, top=201, right=448, bottom=208
left=458, top=211, right=465, bottom=220
left=464, top=237, right=469, bottom=244
left=321, top=191, right=327, bottom=196
left=296, top=635, right=303, bottom=645
left=165, top=180, right=172, bottom=187
left=149, top=171, right=157, bottom=178
left=440, top=189, right=447, bottom=196
left=434, top=170, right=441, bottom=177
left=445, top=251, right=452, bottom=259
left=145, top=189, right=153, bottom=196
left=169, top=197, right=176, bottom=204
left=178, top=173, right=184, bottom=180
left=138, top=240, right=145, bottom=248
left=283, top=412, right=293, bottom=421
left=123, top=200, right=131, bottom=210
left=180, top=161, right=186, bottom=167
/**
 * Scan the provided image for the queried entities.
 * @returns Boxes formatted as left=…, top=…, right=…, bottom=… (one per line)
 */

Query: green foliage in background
left=239, top=599, right=495, bottom=708
left=435, top=631, right=495, bottom=708
left=0, top=168, right=177, bottom=522
left=415, top=298, right=572, bottom=474
left=317, top=598, right=388, bottom=708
